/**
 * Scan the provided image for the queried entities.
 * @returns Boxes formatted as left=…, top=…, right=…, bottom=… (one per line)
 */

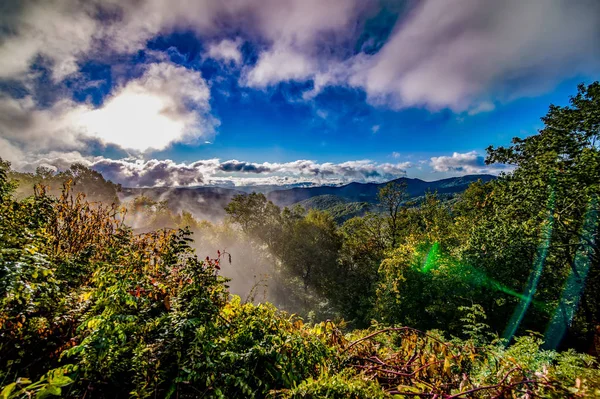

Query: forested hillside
left=267, top=175, right=495, bottom=207
left=294, top=195, right=371, bottom=224
left=1, top=82, right=599, bottom=398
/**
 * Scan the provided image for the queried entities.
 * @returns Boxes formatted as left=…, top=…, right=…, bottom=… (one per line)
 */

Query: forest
left=0, top=82, right=599, bottom=398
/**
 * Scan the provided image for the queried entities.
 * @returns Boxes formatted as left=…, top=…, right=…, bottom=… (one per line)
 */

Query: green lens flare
left=422, top=242, right=440, bottom=273
left=417, top=243, right=551, bottom=314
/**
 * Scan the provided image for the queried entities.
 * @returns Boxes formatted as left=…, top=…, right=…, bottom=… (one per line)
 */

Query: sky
left=0, top=0, right=599, bottom=187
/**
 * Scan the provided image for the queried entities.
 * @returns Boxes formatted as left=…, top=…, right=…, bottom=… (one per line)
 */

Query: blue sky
left=0, top=0, right=599, bottom=187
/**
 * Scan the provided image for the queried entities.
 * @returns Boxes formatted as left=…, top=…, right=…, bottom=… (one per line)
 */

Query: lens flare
left=544, top=196, right=598, bottom=349
left=502, top=184, right=556, bottom=343
left=422, top=242, right=440, bottom=273
left=417, top=243, right=551, bottom=314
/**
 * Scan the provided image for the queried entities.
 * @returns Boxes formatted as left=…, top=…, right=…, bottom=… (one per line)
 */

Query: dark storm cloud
left=219, top=160, right=272, bottom=174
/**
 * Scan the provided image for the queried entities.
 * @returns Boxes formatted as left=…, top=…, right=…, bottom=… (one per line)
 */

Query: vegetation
left=8, top=163, right=121, bottom=204
left=294, top=195, right=371, bottom=224
left=1, top=82, right=599, bottom=398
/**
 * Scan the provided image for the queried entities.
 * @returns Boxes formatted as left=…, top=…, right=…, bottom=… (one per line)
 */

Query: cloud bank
left=93, top=158, right=413, bottom=187
left=14, top=156, right=411, bottom=187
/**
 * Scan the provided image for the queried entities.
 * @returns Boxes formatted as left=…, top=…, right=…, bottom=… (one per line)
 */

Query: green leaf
left=47, top=376, right=72, bottom=388
left=0, top=383, right=17, bottom=399
left=35, top=385, right=61, bottom=399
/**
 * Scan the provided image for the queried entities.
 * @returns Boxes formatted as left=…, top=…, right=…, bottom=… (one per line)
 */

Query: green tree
left=474, top=81, right=600, bottom=349
left=225, top=193, right=283, bottom=250
left=10, top=163, right=121, bottom=204
left=334, top=213, right=386, bottom=327
left=279, top=209, right=342, bottom=293
left=377, top=182, right=408, bottom=248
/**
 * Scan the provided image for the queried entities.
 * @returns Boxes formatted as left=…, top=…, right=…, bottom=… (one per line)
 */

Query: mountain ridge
left=266, top=174, right=495, bottom=206
left=119, top=174, right=496, bottom=221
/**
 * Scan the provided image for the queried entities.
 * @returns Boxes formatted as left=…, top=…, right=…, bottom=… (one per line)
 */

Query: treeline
left=0, top=82, right=598, bottom=398
left=8, top=163, right=121, bottom=204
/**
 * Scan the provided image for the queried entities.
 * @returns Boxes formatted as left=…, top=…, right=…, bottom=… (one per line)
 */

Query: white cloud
left=266, top=159, right=412, bottom=181
left=244, top=45, right=316, bottom=88
left=316, top=109, right=328, bottom=120
left=0, top=62, right=215, bottom=155
left=0, top=95, right=89, bottom=153
left=3, top=0, right=596, bottom=113
left=0, top=0, right=372, bottom=82
left=355, top=0, right=600, bottom=111
left=371, top=125, right=380, bottom=133
left=92, top=158, right=214, bottom=187
left=12, top=156, right=412, bottom=187
left=0, top=0, right=99, bottom=81
left=207, top=38, right=243, bottom=64
left=0, top=137, right=25, bottom=164
left=467, top=101, right=495, bottom=115
left=235, top=0, right=600, bottom=112
left=250, top=0, right=369, bottom=47
left=76, top=62, right=214, bottom=151
left=430, top=151, right=507, bottom=174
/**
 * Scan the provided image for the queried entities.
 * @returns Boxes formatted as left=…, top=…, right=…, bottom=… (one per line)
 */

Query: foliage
left=271, top=370, right=390, bottom=399
left=369, top=83, right=600, bottom=349
left=1, top=82, right=600, bottom=398
left=295, top=195, right=371, bottom=224
left=0, top=368, right=74, bottom=399
left=472, top=82, right=599, bottom=349
left=377, top=182, right=408, bottom=248
left=179, top=297, right=333, bottom=398
left=9, top=163, right=121, bottom=204
left=0, top=161, right=338, bottom=397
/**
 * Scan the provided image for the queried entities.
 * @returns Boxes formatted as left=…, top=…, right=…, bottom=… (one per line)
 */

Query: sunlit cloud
left=75, top=63, right=214, bottom=152
left=0, top=62, right=215, bottom=157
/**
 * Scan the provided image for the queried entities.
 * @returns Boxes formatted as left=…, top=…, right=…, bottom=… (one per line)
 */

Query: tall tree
left=225, top=192, right=282, bottom=250
left=482, top=82, right=600, bottom=349
left=378, top=181, right=408, bottom=248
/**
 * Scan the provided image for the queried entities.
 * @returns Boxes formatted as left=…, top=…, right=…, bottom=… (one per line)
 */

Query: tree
left=282, top=209, right=341, bottom=291
left=335, top=213, right=387, bottom=326
left=225, top=193, right=282, bottom=249
left=377, top=181, right=408, bottom=248
left=10, top=163, right=121, bottom=204
left=479, top=82, right=600, bottom=349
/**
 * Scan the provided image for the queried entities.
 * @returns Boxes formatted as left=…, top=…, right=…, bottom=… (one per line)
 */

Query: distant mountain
left=267, top=174, right=495, bottom=207
left=232, top=182, right=318, bottom=194
left=120, top=174, right=495, bottom=222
